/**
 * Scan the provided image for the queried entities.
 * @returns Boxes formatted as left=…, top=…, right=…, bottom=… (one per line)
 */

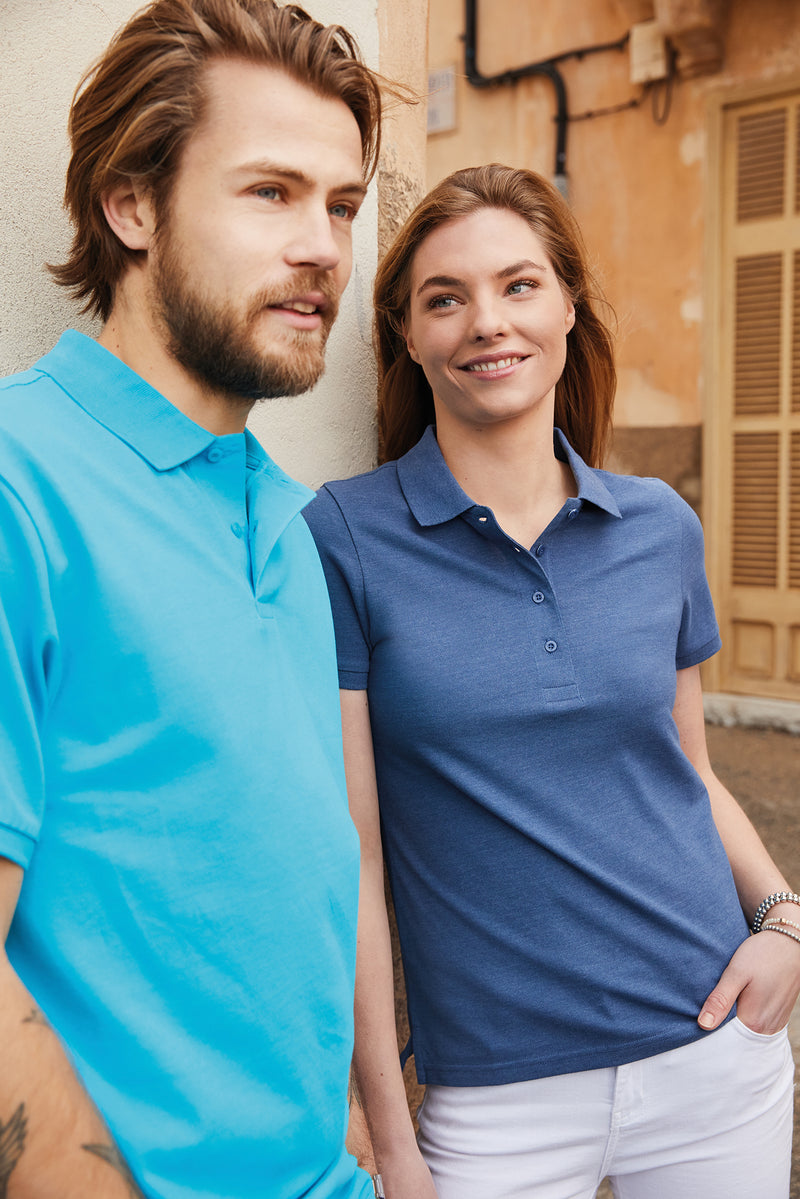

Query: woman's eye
left=508, top=279, right=536, bottom=295
left=428, top=295, right=458, bottom=310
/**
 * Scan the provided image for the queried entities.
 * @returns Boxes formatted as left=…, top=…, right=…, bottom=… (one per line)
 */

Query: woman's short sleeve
left=303, top=485, right=372, bottom=690
left=675, top=497, right=721, bottom=670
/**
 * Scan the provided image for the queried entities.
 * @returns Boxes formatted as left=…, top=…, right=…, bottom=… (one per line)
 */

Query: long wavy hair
left=374, top=164, right=616, bottom=467
left=50, top=0, right=385, bottom=322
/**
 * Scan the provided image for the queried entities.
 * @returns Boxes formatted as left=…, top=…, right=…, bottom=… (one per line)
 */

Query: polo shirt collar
left=397, top=425, right=621, bottom=527
left=554, top=429, right=621, bottom=518
left=37, top=331, right=218, bottom=471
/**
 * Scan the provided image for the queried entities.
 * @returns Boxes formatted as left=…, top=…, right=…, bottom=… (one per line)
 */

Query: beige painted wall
left=426, top=0, right=800, bottom=433
left=0, top=0, right=387, bottom=488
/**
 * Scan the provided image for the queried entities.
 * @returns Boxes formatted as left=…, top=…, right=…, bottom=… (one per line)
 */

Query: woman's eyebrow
left=416, top=259, right=548, bottom=297
left=497, top=258, right=547, bottom=278
left=415, top=274, right=464, bottom=297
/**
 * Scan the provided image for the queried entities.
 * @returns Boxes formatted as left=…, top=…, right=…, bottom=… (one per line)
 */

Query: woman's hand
left=698, top=928, right=800, bottom=1034
left=378, top=1144, right=440, bottom=1199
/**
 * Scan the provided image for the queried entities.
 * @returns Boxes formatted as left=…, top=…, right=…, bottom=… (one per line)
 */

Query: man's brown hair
left=50, top=0, right=384, bottom=322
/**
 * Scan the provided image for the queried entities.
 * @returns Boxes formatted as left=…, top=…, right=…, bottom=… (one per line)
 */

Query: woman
left=303, top=165, right=799, bottom=1199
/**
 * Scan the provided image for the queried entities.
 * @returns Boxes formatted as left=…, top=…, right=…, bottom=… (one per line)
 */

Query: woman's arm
left=672, top=665, right=800, bottom=1033
left=340, top=690, right=438, bottom=1198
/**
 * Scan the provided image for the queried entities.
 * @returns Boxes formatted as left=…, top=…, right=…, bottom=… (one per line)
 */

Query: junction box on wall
left=629, top=20, right=670, bottom=83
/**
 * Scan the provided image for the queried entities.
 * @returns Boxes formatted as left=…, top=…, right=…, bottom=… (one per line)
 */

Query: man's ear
left=101, top=180, right=157, bottom=252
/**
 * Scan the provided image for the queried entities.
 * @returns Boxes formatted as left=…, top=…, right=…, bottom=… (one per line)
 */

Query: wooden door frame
left=703, top=74, right=800, bottom=694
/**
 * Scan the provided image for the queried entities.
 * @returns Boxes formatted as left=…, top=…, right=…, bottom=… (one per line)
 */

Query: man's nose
left=284, top=204, right=341, bottom=272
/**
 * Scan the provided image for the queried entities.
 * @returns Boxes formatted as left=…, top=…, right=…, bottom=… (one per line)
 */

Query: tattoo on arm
left=21, top=1007, right=49, bottom=1028
left=82, top=1141, right=146, bottom=1198
left=0, top=1103, right=27, bottom=1198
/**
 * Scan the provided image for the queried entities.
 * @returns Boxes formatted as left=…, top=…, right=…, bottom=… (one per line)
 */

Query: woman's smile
left=404, top=207, right=575, bottom=436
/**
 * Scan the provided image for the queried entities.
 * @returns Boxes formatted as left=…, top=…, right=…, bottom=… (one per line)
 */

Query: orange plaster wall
left=426, top=0, right=800, bottom=430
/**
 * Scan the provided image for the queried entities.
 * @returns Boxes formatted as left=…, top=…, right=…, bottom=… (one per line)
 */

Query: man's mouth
left=281, top=300, right=321, bottom=315
left=271, top=292, right=329, bottom=317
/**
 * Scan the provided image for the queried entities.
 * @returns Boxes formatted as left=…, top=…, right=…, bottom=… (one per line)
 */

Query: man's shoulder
left=0, top=364, right=52, bottom=408
left=0, top=363, right=62, bottom=452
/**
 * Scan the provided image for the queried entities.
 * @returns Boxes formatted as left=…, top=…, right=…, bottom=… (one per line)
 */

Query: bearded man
left=0, top=2, right=384, bottom=1196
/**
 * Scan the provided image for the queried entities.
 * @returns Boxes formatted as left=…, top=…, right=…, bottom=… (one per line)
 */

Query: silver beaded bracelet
left=751, top=891, right=800, bottom=934
left=760, top=924, right=800, bottom=949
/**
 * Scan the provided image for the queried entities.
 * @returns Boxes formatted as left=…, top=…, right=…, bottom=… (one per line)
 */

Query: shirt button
left=545, top=639, right=558, bottom=653
left=207, top=447, right=223, bottom=463
left=535, top=544, right=545, bottom=556
left=478, top=515, right=488, bottom=523
left=231, top=522, right=244, bottom=538
left=532, top=591, right=545, bottom=604
left=567, top=507, right=579, bottom=520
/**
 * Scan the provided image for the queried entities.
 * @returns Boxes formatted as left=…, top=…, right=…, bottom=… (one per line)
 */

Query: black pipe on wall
left=463, top=0, right=630, bottom=194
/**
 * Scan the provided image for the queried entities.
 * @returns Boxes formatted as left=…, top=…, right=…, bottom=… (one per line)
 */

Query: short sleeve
left=303, top=486, right=371, bottom=690
left=0, top=477, right=59, bottom=866
left=675, top=499, right=721, bottom=670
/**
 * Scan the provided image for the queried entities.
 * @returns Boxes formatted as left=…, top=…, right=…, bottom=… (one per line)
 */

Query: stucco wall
left=426, top=0, right=800, bottom=437
left=0, top=0, right=381, bottom=487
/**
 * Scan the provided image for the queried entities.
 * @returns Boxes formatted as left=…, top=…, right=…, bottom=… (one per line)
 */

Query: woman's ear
left=101, top=180, right=157, bottom=252
left=402, top=318, right=421, bottom=365
left=564, top=299, right=576, bottom=333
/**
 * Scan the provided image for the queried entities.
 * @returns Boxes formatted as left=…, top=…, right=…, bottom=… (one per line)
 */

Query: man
left=0, top=1, right=383, bottom=1195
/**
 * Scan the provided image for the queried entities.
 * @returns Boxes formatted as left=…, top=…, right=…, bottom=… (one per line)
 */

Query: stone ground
left=598, top=723, right=800, bottom=1199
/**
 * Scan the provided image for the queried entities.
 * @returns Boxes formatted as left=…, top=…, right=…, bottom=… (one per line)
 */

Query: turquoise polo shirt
left=304, top=426, right=749, bottom=1087
left=0, top=332, right=371, bottom=1199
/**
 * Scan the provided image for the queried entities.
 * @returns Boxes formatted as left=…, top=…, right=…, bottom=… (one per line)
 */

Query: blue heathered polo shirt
left=0, top=332, right=371, bottom=1199
left=304, top=426, right=749, bottom=1087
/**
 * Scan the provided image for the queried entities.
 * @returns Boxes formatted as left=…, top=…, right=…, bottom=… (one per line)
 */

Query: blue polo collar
left=36, top=331, right=222, bottom=472
left=397, top=425, right=621, bottom=527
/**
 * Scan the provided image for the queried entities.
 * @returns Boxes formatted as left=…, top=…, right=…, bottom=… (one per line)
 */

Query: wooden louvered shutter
left=710, top=92, right=800, bottom=699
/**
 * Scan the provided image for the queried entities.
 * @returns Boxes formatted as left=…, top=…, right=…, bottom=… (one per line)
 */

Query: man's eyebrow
left=232, top=160, right=368, bottom=198
left=416, top=259, right=548, bottom=297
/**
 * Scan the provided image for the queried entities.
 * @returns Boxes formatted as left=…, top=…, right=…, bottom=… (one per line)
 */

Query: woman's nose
left=467, top=297, right=509, bottom=342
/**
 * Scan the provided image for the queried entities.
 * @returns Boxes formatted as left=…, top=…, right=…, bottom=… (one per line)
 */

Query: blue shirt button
left=207, top=447, right=223, bottom=463
left=535, top=544, right=545, bottom=557
left=231, top=522, right=244, bottom=539
left=532, top=591, right=545, bottom=604
left=545, top=639, right=558, bottom=653
left=567, top=507, right=579, bottom=520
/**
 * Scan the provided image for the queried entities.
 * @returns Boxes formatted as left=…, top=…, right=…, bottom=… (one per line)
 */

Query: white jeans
left=417, top=1018, right=795, bottom=1199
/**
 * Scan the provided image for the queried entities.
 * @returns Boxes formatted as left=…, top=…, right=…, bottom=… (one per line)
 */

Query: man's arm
left=0, top=856, right=145, bottom=1198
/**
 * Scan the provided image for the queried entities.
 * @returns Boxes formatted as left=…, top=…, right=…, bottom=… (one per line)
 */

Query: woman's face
left=404, top=207, right=575, bottom=438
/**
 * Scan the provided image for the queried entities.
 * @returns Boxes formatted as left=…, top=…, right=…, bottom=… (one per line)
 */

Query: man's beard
left=150, top=238, right=339, bottom=403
